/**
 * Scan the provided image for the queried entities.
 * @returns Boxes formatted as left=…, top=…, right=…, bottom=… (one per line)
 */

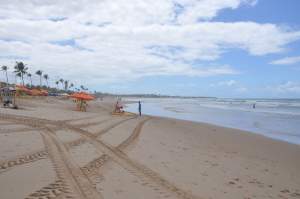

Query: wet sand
left=0, top=97, right=299, bottom=199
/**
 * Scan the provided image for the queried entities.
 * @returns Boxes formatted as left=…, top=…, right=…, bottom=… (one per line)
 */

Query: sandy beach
left=0, top=97, right=300, bottom=199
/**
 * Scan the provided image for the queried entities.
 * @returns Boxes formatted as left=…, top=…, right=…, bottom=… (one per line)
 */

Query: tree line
left=1, top=61, right=88, bottom=92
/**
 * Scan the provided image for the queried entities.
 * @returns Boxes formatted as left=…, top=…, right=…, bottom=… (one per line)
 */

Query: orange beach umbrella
left=15, top=85, right=32, bottom=95
left=69, top=92, right=95, bottom=111
left=69, top=92, right=95, bottom=101
left=39, top=89, right=48, bottom=96
left=30, top=89, right=42, bottom=96
left=30, top=89, right=48, bottom=96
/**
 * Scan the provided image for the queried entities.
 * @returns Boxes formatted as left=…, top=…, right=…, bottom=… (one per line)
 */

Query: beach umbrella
left=69, top=92, right=95, bottom=111
left=15, top=84, right=32, bottom=95
left=29, top=88, right=48, bottom=96
left=69, top=92, right=95, bottom=101
left=31, top=89, right=43, bottom=96
left=39, top=89, right=48, bottom=96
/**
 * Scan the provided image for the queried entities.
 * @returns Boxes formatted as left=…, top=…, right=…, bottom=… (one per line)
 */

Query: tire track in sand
left=0, top=113, right=201, bottom=199
left=0, top=115, right=133, bottom=174
left=0, top=150, right=48, bottom=173
left=64, top=116, right=136, bottom=149
left=65, top=119, right=201, bottom=199
left=41, top=129, right=103, bottom=199
left=81, top=117, right=151, bottom=177
left=93, top=117, right=137, bottom=137
left=0, top=114, right=102, bottom=199
left=73, top=118, right=111, bottom=128
left=0, top=113, right=137, bottom=198
left=25, top=179, right=66, bottom=199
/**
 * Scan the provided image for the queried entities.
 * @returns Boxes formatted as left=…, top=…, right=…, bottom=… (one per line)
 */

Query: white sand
left=100, top=117, right=142, bottom=147
left=55, top=129, right=82, bottom=143
left=0, top=159, right=56, bottom=199
left=69, top=142, right=103, bottom=167
left=0, top=96, right=299, bottom=199
left=0, top=131, right=44, bottom=161
left=98, top=161, right=176, bottom=199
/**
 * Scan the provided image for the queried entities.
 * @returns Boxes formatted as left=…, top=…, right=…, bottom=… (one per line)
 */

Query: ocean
left=124, top=97, right=300, bottom=145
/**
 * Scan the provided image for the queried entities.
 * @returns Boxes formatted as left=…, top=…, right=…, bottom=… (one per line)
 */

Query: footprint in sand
left=115, top=189, right=124, bottom=194
left=228, top=181, right=236, bottom=185
left=160, top=142, right=166, bottom=146
left=290, top=192, right=300, bottom=197
left=280, top=189, right=290, bottom=193
left=182, top=147, right=189, bottom=151
left=211, top=163, right=219, bottom=167
left=192, top=182, right=198, bottom=186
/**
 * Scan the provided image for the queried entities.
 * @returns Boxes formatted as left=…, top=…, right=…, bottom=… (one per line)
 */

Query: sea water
left=124, top=98, right=300, bottom=145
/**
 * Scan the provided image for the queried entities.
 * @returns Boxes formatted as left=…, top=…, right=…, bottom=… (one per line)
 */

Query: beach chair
left=0, top=87, right=18, bottom=109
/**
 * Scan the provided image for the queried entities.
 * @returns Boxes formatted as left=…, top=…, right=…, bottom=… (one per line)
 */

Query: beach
left=0, top=97, right=300, bottom=199
left=125, top=97, right=300, bottom=145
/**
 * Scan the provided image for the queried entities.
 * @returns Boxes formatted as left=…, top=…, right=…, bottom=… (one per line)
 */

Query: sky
left=0, top=0, right=300, bottom=98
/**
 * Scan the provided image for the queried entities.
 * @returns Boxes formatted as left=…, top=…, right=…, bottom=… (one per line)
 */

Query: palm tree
left=14, top=61, right=28, bottom=85
left=69, top=83, right=74, bottom=90
left=1, top=65, right=9, bottom=85
left=43, top=74, right=49, bottom=87
left=27, top=73, right=33, bottom=87
left=80, top=85, right=84, bottom=91
left=15, top=73, right=22, bottom=84
left=55, top=81, right=59, bottom=89
left=64, top=80, right=69, bottom=91
left=35, top=70, right=43, bottom=87
left=59, top=78, right=64, bottom=90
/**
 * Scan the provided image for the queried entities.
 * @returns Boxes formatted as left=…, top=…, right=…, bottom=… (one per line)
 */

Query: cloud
left=0, top=0, right=300, bottom=89
left=270, top=56, right=300, bottom=65
left=174, top=0, right=257, bottom=24
left=210, top=80, right=248, bottom=92
left=0, top=0, right=257, bottom=25
left=210, top=80, right=237, bottom=87
left=269, top=81, right=300, bottom=93
left=236, top=86, right=248, bottom=92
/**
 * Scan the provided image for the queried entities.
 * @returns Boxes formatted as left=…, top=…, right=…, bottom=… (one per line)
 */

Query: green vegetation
left=14, top=61, right=28, bottom=86
left=1, top=65, right=9, bottom=85
left=1, top=61, right=89, bottom=94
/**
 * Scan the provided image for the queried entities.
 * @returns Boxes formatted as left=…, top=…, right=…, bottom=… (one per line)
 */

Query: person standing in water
left=138, top=101, right=142, bottom=116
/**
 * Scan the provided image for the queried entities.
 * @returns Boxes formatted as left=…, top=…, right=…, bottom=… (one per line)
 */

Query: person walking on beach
left=138, top=101, right=142, bottom=116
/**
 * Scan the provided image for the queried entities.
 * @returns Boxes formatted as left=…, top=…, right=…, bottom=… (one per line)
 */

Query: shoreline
left=1, top=97, right=300, bottom=199
left=135, top=112, right=300, bottom=147
left=129, top=111, right=300, bottom=147
left=124, top=99, right=300, bottom=145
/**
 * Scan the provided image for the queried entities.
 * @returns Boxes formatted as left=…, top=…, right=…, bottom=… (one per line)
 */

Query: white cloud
left=269, top=81, right=300, bottom=93
left=236, top=86, right=248, bottom=92
left=210, top=80, right=248, bottom=92
left=270, top=56, right=300, bottom=65
left=174, top=0, right=257, bottom=24
left=0, top=0, right=257, bottom=25
left=0, top=0, right=300, bottom=89
left=210, top=80, right=237, bottom=87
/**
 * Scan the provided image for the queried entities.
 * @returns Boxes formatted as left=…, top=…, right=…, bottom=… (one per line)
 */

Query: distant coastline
left=93, top=91, right=300, bottom=100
